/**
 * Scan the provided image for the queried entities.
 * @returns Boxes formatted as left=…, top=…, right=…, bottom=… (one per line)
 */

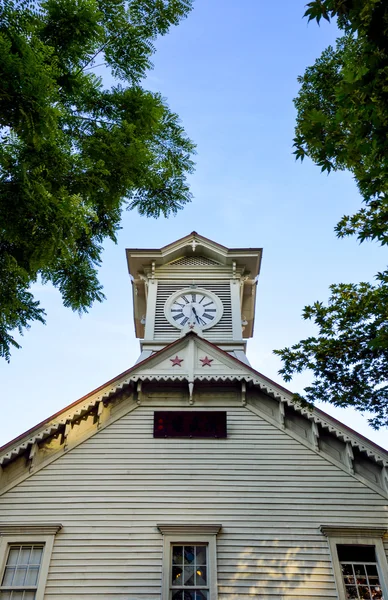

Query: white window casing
left=0, top=524, right=62, bottom=600
left=158, top=524, right=222, bottom=600
left=320, top=525, right=388, bottom=600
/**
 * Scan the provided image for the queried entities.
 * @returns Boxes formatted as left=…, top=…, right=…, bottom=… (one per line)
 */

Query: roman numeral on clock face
left=167, top=290, right=222, bottom=330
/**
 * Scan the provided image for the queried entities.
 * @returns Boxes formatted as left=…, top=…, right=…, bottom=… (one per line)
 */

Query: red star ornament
left=200, top=356, right=213, bottom=367
left=170, top=355, right=184, bottom=366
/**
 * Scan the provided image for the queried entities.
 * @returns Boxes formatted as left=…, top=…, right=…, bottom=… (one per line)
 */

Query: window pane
left=2, top=567, right=15, bottom=586
left=10, top=593, right=24, bottom=600
left=30, top=548, right=43, bottom=566
left=194, top=592, right=208, bottom=600
left=183, top=566, right=194, bottom=586
left=24, top=593, right=37, bottom=600
left=172, top=547, right=183, bottom=565
left=366, top=564, right=378, bottom=577
left=6, top=549, right=20, bottom=567
left=195, top=547, right=206, bottom=565
left=195, top=566, right=207, bottom=586
left=172, top=567, right=183, bottom=586
left=13, top=567, right=27, bottom=586
left=0, top=592, right=12, bottom=600
left=358, top=587, right=371, bottom=599
left=355, top=564, right=367, bottom=584
left=19, top=548, right=31, bottom=566
left=342, top=563, right=355, bottom=585
left=345, top=586, right=359, bottom=599
left=25, top=566, right=40, bottom=586
left=184, top=547, right=195, bottom=565
left=171, top=592, right=182, bottom=600
left=182, top=592, right=193, bottom=600
left=371, top=586, right=383, bottom=599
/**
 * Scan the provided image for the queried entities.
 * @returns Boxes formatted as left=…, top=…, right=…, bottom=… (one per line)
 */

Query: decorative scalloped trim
left=1, top=366, right=388, bottom=471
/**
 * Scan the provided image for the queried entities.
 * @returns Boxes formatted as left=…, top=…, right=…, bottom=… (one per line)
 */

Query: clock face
left=165, top=289, right=223, bottom=330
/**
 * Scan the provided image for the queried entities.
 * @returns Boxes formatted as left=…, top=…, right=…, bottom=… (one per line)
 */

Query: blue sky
left=1, top=0, right=387, bottom=448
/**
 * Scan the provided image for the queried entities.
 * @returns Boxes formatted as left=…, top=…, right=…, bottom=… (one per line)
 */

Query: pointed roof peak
left=126, top=232, right=262, bottom=277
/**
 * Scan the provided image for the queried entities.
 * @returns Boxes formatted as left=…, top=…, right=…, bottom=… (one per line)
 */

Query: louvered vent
left=155, top=282, right=233, bottom=342
left=169, top=256, right=220, bottom=267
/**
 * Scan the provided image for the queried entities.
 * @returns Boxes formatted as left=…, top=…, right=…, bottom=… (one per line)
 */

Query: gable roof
left=0, top=332, right=388, bottom=478
left=126, top=231, right=263, bottom=275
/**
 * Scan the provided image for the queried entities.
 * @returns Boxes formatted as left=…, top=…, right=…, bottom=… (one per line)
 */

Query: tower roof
left=126, top=231, right=263, bottom=279
left=126, top=232, right=263, bottom=340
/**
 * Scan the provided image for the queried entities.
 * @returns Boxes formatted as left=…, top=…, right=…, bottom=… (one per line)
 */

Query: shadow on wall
left=218, top=536, right=335, bottom=598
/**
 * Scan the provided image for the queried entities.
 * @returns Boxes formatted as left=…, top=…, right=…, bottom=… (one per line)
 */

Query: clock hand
left=192, top=306, right=200, bottom=324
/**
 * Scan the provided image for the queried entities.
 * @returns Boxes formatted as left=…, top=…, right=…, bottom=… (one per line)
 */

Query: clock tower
left=126, top=232, right=262, bottom=364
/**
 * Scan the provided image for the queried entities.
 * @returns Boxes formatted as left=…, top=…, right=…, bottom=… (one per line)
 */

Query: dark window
left=153, top=411, right=227, bottom=438
left=336, top=544, right=383, bottom=600
left=337, top=545, right=376, bottom=563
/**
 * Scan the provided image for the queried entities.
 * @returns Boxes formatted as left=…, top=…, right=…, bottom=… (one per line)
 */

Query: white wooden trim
left=158, top=524, right=222, bottom=535
left=321, top=527, right=388, bottom=600
left=320, top=525, right=387, bottom=538
left=230, top=279, right=242, bottom=340
left=0, top=524, right=62, bottom=536
left=0, top=527, right=61, bottom=600
left=144, top=279, right=158, bottom=340
left=159, top=525, right=221, bottom=600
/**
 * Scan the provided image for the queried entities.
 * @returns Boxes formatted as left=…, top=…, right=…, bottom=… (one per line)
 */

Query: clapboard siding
left=0, top=405, right=387, bottom=599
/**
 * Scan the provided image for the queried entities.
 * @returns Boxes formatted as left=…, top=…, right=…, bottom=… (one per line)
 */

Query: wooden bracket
left=279, top=402, right=285, bottom=429
left=188, top=382, right=194, bottom=405
left=241, top=382, right=247, bottom=407
left=63, top=422, right=72, bottom=450
left=97, top=401, right=104, bottom=429
left=136, top=381, right=142, bottom=406
left=382, top=466, right=388, bottom=493
left=312, top=421, right=320, bottom=452
left=345, top=442, right=355, bottom=475
left=28, top=442, right=38, bottom=473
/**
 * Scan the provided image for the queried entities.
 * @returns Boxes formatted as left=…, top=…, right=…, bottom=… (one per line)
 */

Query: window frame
left=158, top=524, right=221, bottom=600
left=0, top=524, right=62, bottom=600
left=320, top=526, right=388, bottom=600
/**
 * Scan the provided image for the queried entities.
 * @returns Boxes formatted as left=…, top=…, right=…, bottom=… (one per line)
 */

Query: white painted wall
left=0, top=401, right=387, bottom=599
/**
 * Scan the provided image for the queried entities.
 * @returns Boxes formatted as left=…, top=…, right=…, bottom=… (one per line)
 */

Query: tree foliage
left=274, top=0, right=388, bottom=428
left=0, top=0, right=195, bottom=360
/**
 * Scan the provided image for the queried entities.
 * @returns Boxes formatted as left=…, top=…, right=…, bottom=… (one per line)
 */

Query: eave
left=1, top=332, right=387, bottom=477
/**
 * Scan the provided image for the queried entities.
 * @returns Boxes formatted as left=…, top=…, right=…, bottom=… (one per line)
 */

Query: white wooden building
left=0, top=231, right=387, bottom=600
